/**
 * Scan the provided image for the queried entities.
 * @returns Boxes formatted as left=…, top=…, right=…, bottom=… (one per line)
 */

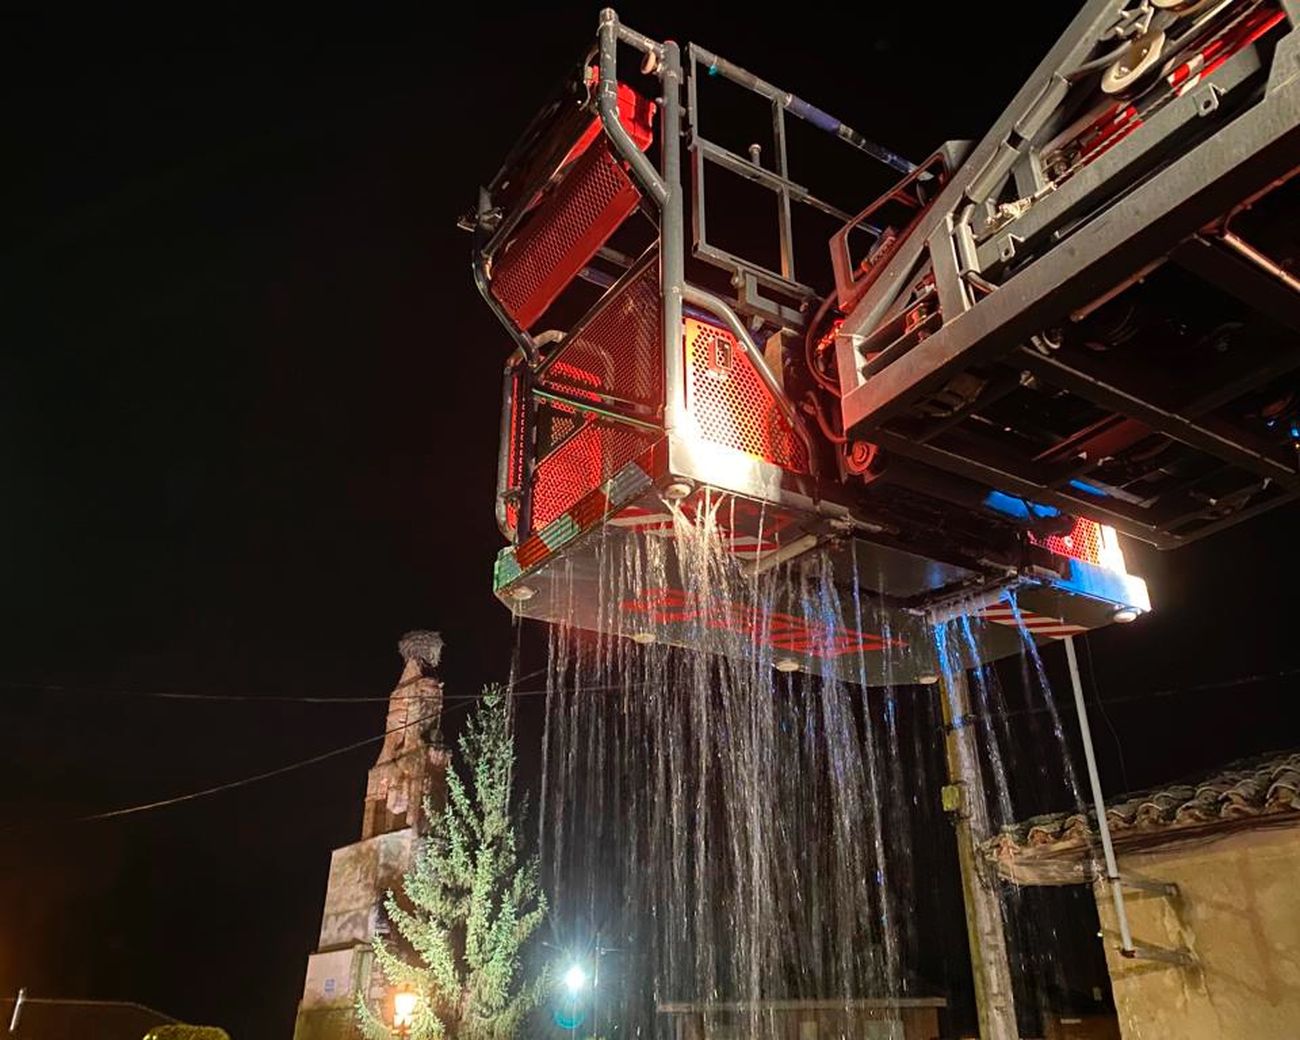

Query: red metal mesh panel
left=684, top=318, right=809, bottom=473
left=1030, top=517, right=1105, bottom=566
left=531, top=421, right=658, bottom=530
left=491, top=140, right=641, bottom=330
left=544, top=262, right=663, bottom=409
left=517, top=261, right=665, bottom=538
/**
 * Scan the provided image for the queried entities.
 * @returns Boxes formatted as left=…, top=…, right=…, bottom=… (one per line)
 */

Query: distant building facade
left=292, top=633, right=449, bottom=1040
left=990, top=751, right=1300, bottom=1040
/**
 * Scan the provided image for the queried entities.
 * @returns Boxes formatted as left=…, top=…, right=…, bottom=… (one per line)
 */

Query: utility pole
left=938, top=669, right=1018, bottom=1040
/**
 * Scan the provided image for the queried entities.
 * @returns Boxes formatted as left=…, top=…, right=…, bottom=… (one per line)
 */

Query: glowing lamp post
left=393, top=988, right=418, bottom=1038
left=559, top=963, right=590, bottom=1036
left=562, top=963, right=589, bottom=995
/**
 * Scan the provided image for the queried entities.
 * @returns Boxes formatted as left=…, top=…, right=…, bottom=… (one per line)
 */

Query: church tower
left=292, top=632, right=449, bottom=1040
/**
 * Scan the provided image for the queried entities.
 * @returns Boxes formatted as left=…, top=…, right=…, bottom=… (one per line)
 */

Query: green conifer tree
left=358, top=685, right=549, bottom=1039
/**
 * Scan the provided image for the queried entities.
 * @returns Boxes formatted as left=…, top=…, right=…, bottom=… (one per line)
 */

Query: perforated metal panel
left=544, top=262, right=663, bottom=409
left=1030, top=517, right=1106, bottom=566
left=522, top=263, right=666, bottom=533
left=491, top=140, right=642, bottom=330
left=684, top=318, right=809, bottom=473
left=532, top=422, right=659, bottom=530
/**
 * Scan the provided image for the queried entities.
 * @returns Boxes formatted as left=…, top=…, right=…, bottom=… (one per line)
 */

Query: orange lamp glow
left=393, top=989, right=418, bottom=1033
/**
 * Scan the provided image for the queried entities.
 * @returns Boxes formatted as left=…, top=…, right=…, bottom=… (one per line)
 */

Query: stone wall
left=318, top=830, right=416, bottom=951
left=1095, top=823, right=1300, bottom=1040
left=361, top=667, right=447, bottom=840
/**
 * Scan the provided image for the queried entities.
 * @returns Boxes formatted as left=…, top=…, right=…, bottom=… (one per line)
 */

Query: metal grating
left=519, top=258, right=666, bottom=539
left=541, top=360, right=604, bottom=455
left=491, top=140, right=642, bottom=330
left=1030, top=517, right=1105, bottom=567
left=684, top=318, right=809, bottom=472
left=544, top=261, right=663, bottom=409
left=531, top=421, right=658, bottom=530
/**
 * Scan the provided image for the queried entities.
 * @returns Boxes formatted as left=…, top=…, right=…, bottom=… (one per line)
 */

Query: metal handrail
left=687, top=43, right=915, bottom=174
left=597, top=9, right=667, bottom=204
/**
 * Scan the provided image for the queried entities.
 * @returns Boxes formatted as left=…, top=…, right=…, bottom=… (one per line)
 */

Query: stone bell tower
left=292, top=632, right=450, bottom=1040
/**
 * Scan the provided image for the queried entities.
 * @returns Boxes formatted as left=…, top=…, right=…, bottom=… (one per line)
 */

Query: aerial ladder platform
left=467, top=0, right=1300, bottom=684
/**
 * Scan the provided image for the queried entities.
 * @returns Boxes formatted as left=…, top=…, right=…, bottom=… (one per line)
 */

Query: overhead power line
left=5, top=662, right=1297, bottom=710
left=69, top=702, right=467, bottom=825
left=1, top=698, right=476, bottom=832
left=0, top=670, right=672, bottom=706
left=8, top=662, right=1293, bottom=829
left=966, top=663, right=1300, bottom=724
left=0, top=667, right=554, bottom=704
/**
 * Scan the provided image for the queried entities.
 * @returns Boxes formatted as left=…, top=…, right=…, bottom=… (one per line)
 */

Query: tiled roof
left=986, top=751, right=1300, bottom=886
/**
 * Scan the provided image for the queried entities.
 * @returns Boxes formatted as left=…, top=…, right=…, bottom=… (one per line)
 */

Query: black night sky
left=4, top=5, right=1298, bottom=1038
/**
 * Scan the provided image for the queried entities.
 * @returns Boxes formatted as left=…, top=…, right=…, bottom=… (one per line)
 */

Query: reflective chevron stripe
left=498, top=460, right=655, bottom=583
left=976, top=603, right=1089, bottom=640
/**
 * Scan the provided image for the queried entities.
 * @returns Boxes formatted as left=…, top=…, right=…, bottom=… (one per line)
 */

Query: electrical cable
left=955, top=663, right=1300, bottom=724
left=802, top=391, right=848, bottom=445
left=803, top=290, right=841, bottom=394
left=40, top=672, right=666, bottom=826
left=0, top=667, right=555, bottom=704
left=65, top=701, right=471, bottom=825
left=0, top=671, right=669, bottom=706
left=14, top=660, right=1291, bottom=828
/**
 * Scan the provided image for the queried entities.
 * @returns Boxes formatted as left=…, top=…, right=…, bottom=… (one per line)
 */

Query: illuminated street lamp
left=393, top=988, right=418, bottom=1038
left=562, top=963, right=589, bottom=995
left=548, top=931, right=618, bottom=1036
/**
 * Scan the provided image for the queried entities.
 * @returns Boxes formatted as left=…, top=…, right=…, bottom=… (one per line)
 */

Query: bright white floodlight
left=563, top=964, right=589, bottom=994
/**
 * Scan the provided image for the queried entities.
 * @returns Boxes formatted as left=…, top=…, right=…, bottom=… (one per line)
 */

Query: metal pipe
left=660, top=38, right=687, bottom=436
left=615, top=22, right=663, bottom=61
left=688, top=43, right=914, bottom=174
left=692, top=138, right=858, bottom=223
left=472, top=189, right=541, bottom=366
left=598, top=10, right=668, bottom=204
left=1063, top=635, right=1136, bottom=957
left=1069, top=256, right=1168, bottom=322
left=1218, top=229, right=1300, bottom=295
left=531, top=387, right=662, bottom=432
left=925, top=584, right=1020, bottom=627
left=495, top=350, right=524, bottom=541
left=772, top=102, right=795, bottom=281
left=548, top=375, right=656, bottom=415
left=472, top=253, right=541, bottom=367
left=517, top=363, right=537, bottom=541
left=682, top=284, right=818, bottom=473
left=739, top=532, right=819, bottom=577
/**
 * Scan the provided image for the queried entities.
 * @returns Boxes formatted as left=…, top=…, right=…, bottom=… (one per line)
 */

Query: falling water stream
left=537, top=500, right=1094, bottom=1037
